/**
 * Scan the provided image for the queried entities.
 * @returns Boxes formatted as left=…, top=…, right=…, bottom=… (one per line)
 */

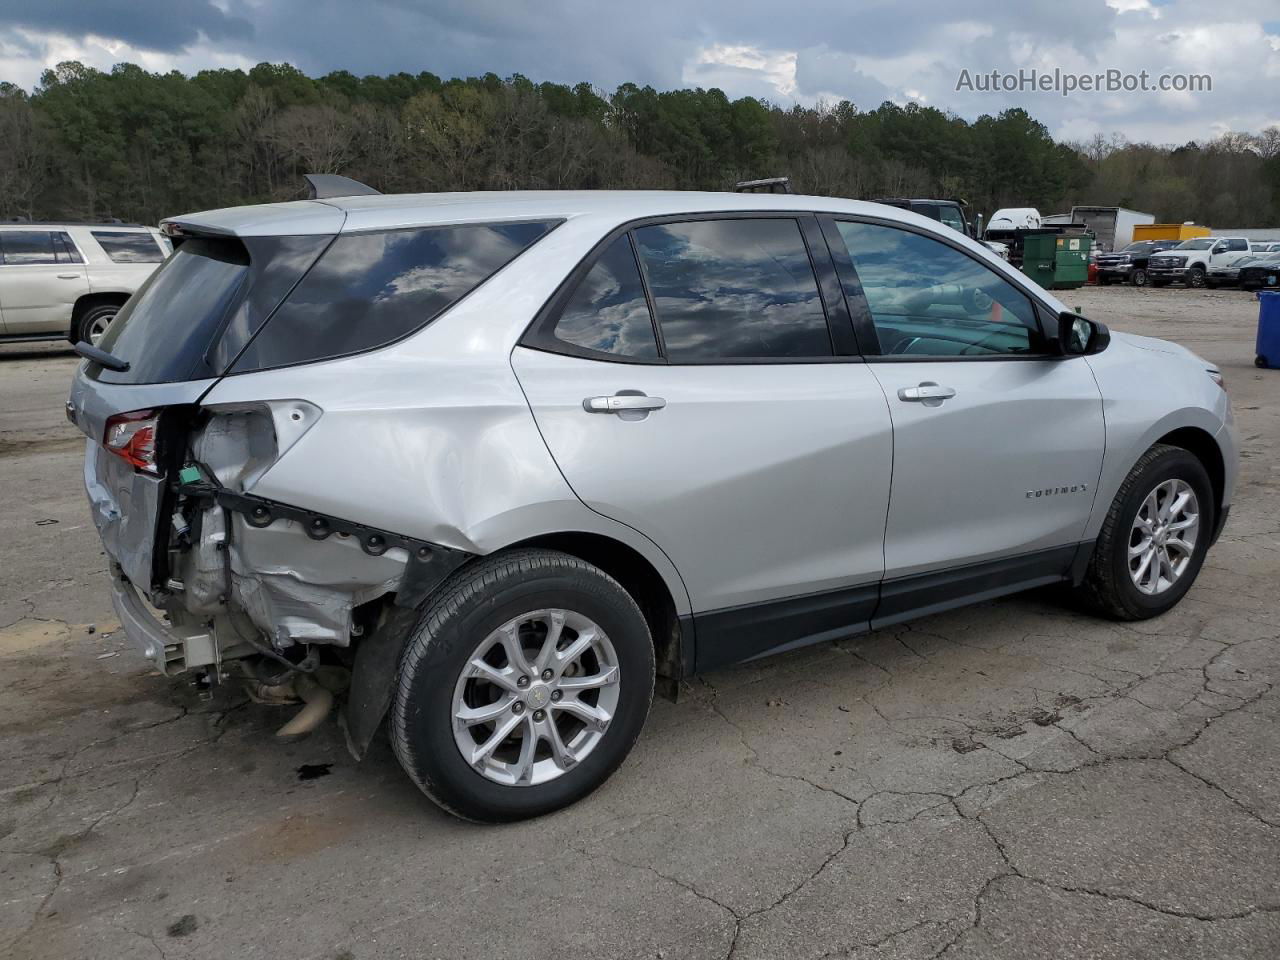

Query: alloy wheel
left=88, top=310, right=116, bottom=344
left=452, top=609, right=621, bottom=787
left=1128, top=479, right=1199, bottom=595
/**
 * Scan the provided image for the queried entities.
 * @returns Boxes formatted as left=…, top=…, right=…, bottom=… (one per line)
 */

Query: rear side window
left=231, top=220, right=558, bottom=373
left=551, top=234, right=659, bottom=359
left=0, top=230, right=82, bottom=265
left=92, top=230, right=165, bottom=263
left=632, top=218, right=832, bottom=362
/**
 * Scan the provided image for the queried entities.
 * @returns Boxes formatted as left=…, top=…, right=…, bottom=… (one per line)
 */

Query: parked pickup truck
left=1095, top=240, right=1176, bottom=287
left=1147, top=237, right=1253, bottom=288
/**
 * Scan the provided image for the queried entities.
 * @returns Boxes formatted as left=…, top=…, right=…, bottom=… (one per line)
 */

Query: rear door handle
left=898, top=382, right=957, bottom=404
left=583, top=393, right=667, bottom=414
left=57, top=274, right=80, bottom=280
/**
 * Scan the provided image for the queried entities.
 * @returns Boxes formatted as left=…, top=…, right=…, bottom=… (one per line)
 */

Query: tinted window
left=92, top=230, right=164, bottom=263
left=1, top=231, right=57, bottom=264
left=835, top=221, right=1043, bottom=357
left=552, top=234, right=659, bottom=359
left=937, top=206, right=968, bottom=234
left=632, top=218, right=831, bottom=361
left=93, top=235, right=330, bottom=384
left=1227, top=239, right=1249, bottom=252
left=232, top=220, right=558, bottom=373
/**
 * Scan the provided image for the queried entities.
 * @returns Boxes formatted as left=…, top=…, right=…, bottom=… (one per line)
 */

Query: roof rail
left=0, top=218, right=145, bottom=227
left=304, top=174, right=382, bottom=200
left=734, top=177, right=793, bottom=194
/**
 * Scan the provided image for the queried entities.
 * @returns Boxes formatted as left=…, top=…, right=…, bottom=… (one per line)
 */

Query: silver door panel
left=869, top=359, right=1105, bottom=579
left=512, top=346, right=894, bottom=612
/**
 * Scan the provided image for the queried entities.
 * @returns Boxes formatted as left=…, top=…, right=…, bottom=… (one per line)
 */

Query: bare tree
left=0, top=88, right=48, bottom=219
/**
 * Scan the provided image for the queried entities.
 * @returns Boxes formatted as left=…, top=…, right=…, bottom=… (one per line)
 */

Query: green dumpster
left=1019, top=232, right=1057, bottom=288
left=1018, top=232, right=1092, bottom=290
left=1049, top=233, right=1091, bottom=289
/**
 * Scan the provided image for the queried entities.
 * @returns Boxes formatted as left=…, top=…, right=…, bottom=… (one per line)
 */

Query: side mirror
left=1056, top=311, right=1110, bottom=356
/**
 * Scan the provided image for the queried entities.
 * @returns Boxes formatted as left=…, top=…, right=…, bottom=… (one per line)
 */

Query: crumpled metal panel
left=84, top=440, right=162, bottom=589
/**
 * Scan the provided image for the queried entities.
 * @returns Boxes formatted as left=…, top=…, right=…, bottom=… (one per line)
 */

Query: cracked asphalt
left=2, top=285, right=1278, bottom=960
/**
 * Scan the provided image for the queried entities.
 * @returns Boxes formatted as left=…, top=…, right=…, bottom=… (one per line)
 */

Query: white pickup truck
left=1146, top=237, right=1253, bottom=288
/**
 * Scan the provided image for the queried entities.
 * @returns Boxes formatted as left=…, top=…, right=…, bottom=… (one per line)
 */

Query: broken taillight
left=104, top=409, right=160, bottom=473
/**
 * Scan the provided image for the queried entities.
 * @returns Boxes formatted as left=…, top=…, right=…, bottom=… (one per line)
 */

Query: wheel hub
left=1128, top=478, right=1199, bottom=596
left=526, top=682, right=553, bottom=710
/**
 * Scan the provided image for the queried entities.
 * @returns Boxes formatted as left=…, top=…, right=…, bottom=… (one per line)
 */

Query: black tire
left=1131, top=268, right=1148, bottom=287
left=1098, top=274, right=1112, bottom=286
left=1076, top=444, right=1214, bottom=620
left=71, top=303, right=120, bottom=345
left=1259, top=355, right=1270, bottom=369
left=1187, top=266, right=1206, bottom=288
left=391, top=549, right=654, bottom=822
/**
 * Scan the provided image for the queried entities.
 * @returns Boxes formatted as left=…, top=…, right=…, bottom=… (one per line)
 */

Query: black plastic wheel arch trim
left=177, top=480, right=474, bottom=609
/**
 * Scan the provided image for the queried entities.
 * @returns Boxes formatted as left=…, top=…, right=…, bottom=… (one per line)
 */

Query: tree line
left=1, top=61, right=1278, bottom=229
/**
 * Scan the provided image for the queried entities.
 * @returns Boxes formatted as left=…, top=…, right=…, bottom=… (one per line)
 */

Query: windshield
left=1176, top=239, right=1215, bottom=250
left=1122, top=242, right=1154, bottom=253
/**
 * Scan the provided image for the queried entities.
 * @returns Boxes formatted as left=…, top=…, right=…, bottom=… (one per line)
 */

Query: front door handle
left=898, top=382, right=957, bottom=405
left=583, top=393, right=667, bottom=414
left=57, top=274, right=80, bottom=280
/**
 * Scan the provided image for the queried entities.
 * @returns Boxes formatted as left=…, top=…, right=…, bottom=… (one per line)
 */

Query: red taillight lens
left=104, top=409, right=160, bottom=473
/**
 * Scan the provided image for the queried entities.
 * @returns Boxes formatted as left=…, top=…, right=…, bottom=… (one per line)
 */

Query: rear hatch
left=68, top=225, right=336, bottom=590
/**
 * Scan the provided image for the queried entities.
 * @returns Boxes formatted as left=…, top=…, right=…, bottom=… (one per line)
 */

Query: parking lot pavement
left=1, top=286, right=1278, bottom=960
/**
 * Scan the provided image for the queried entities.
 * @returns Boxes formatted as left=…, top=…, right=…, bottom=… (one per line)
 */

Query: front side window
left=632, top=218, right=832, bottom=362
left=232, top=220, right=559, bottom=373
left=552, top=234, right=659, bottom=359
left=92, top=230, right=165, bottom=263
left=834, top=221, right=1044, bottom=357
left=937, top=206, right=968, bottom=234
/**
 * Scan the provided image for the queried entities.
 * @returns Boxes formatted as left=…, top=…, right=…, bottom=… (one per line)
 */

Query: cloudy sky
left=0, top=0, right=1277, bottom=144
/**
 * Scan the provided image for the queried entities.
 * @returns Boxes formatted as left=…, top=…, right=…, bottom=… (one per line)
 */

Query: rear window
left=91, top=230, right=165, bottom=263
left=92, top=235, right=330, bottom=384
left=230, top=220, right=558, bottom=373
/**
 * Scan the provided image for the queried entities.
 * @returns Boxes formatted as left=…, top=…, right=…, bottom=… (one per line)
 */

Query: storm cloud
left=0, top=0, right=1276, bottom=144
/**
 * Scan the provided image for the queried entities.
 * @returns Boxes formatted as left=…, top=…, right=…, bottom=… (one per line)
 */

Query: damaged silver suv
left=69, top=177, right=1237, bottom=822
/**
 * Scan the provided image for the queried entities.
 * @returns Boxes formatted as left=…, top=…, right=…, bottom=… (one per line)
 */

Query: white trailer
left=1068, top=206, right=1155, bottom=252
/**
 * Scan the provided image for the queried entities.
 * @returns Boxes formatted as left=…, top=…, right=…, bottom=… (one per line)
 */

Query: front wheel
left=1187, top=267, right=1207, bottom=288
left=1131, top=268, right=1148, bottom=287
left=391, top=549, right=654, bottom=822
left=1076, top=444, right=1214, bottom=620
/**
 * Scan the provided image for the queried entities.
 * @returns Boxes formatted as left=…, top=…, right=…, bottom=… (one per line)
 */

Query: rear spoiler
left=303, top=174, right=381, bottom=200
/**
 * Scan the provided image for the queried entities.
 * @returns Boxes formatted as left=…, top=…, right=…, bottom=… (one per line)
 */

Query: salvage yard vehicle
left=68, top=179, right=1238, bottom=822
left=1095, top=240, right=1175, bottom=287
left=1238, top=252, right=1280, bottom=291
left=1147, top=236, right=1254, bottom=288
left=0, top=222, right=170, bottom=345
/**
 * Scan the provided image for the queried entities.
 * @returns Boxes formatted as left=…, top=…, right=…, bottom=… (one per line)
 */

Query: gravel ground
left=1, top=284, right=1278, bottom=960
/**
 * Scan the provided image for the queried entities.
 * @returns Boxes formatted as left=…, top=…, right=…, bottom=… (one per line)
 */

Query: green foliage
left=1, top=60, right=1276, bottom=227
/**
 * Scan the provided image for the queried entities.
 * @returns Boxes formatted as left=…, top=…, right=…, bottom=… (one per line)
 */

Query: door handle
left=583, top=393, right=667, bottom=414
left=57, top=274, right=80, bottom=280
left=898, top=382, right=957, bottom=404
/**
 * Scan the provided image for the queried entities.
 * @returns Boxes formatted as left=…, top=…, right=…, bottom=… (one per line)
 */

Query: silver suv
left=68, top=182, right=1237, bottom=821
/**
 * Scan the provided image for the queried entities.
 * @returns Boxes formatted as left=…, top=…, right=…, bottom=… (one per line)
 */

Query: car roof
left=0, top=222, right=152, bottom=230
left=163, top=190, right=936, bottom=238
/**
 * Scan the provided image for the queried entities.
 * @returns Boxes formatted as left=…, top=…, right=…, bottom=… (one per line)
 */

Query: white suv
left=0, top=223, right=169, bottom=345
left=67, top=182, right=1237, bottom=821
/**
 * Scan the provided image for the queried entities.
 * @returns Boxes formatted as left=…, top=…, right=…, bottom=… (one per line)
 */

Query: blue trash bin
left=1259, top=291, right=1280, bottom=369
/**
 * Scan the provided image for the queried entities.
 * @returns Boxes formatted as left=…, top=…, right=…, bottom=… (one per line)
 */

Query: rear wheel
left=391, top=549, right=654, bottom=822
left=1076, top=444, right=1213, bottom=620
left=71, top=303, right=121, bottom=345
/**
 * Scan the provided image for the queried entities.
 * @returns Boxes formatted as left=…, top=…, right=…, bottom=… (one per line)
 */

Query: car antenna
left=303, top=174, right=382, bottom=200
